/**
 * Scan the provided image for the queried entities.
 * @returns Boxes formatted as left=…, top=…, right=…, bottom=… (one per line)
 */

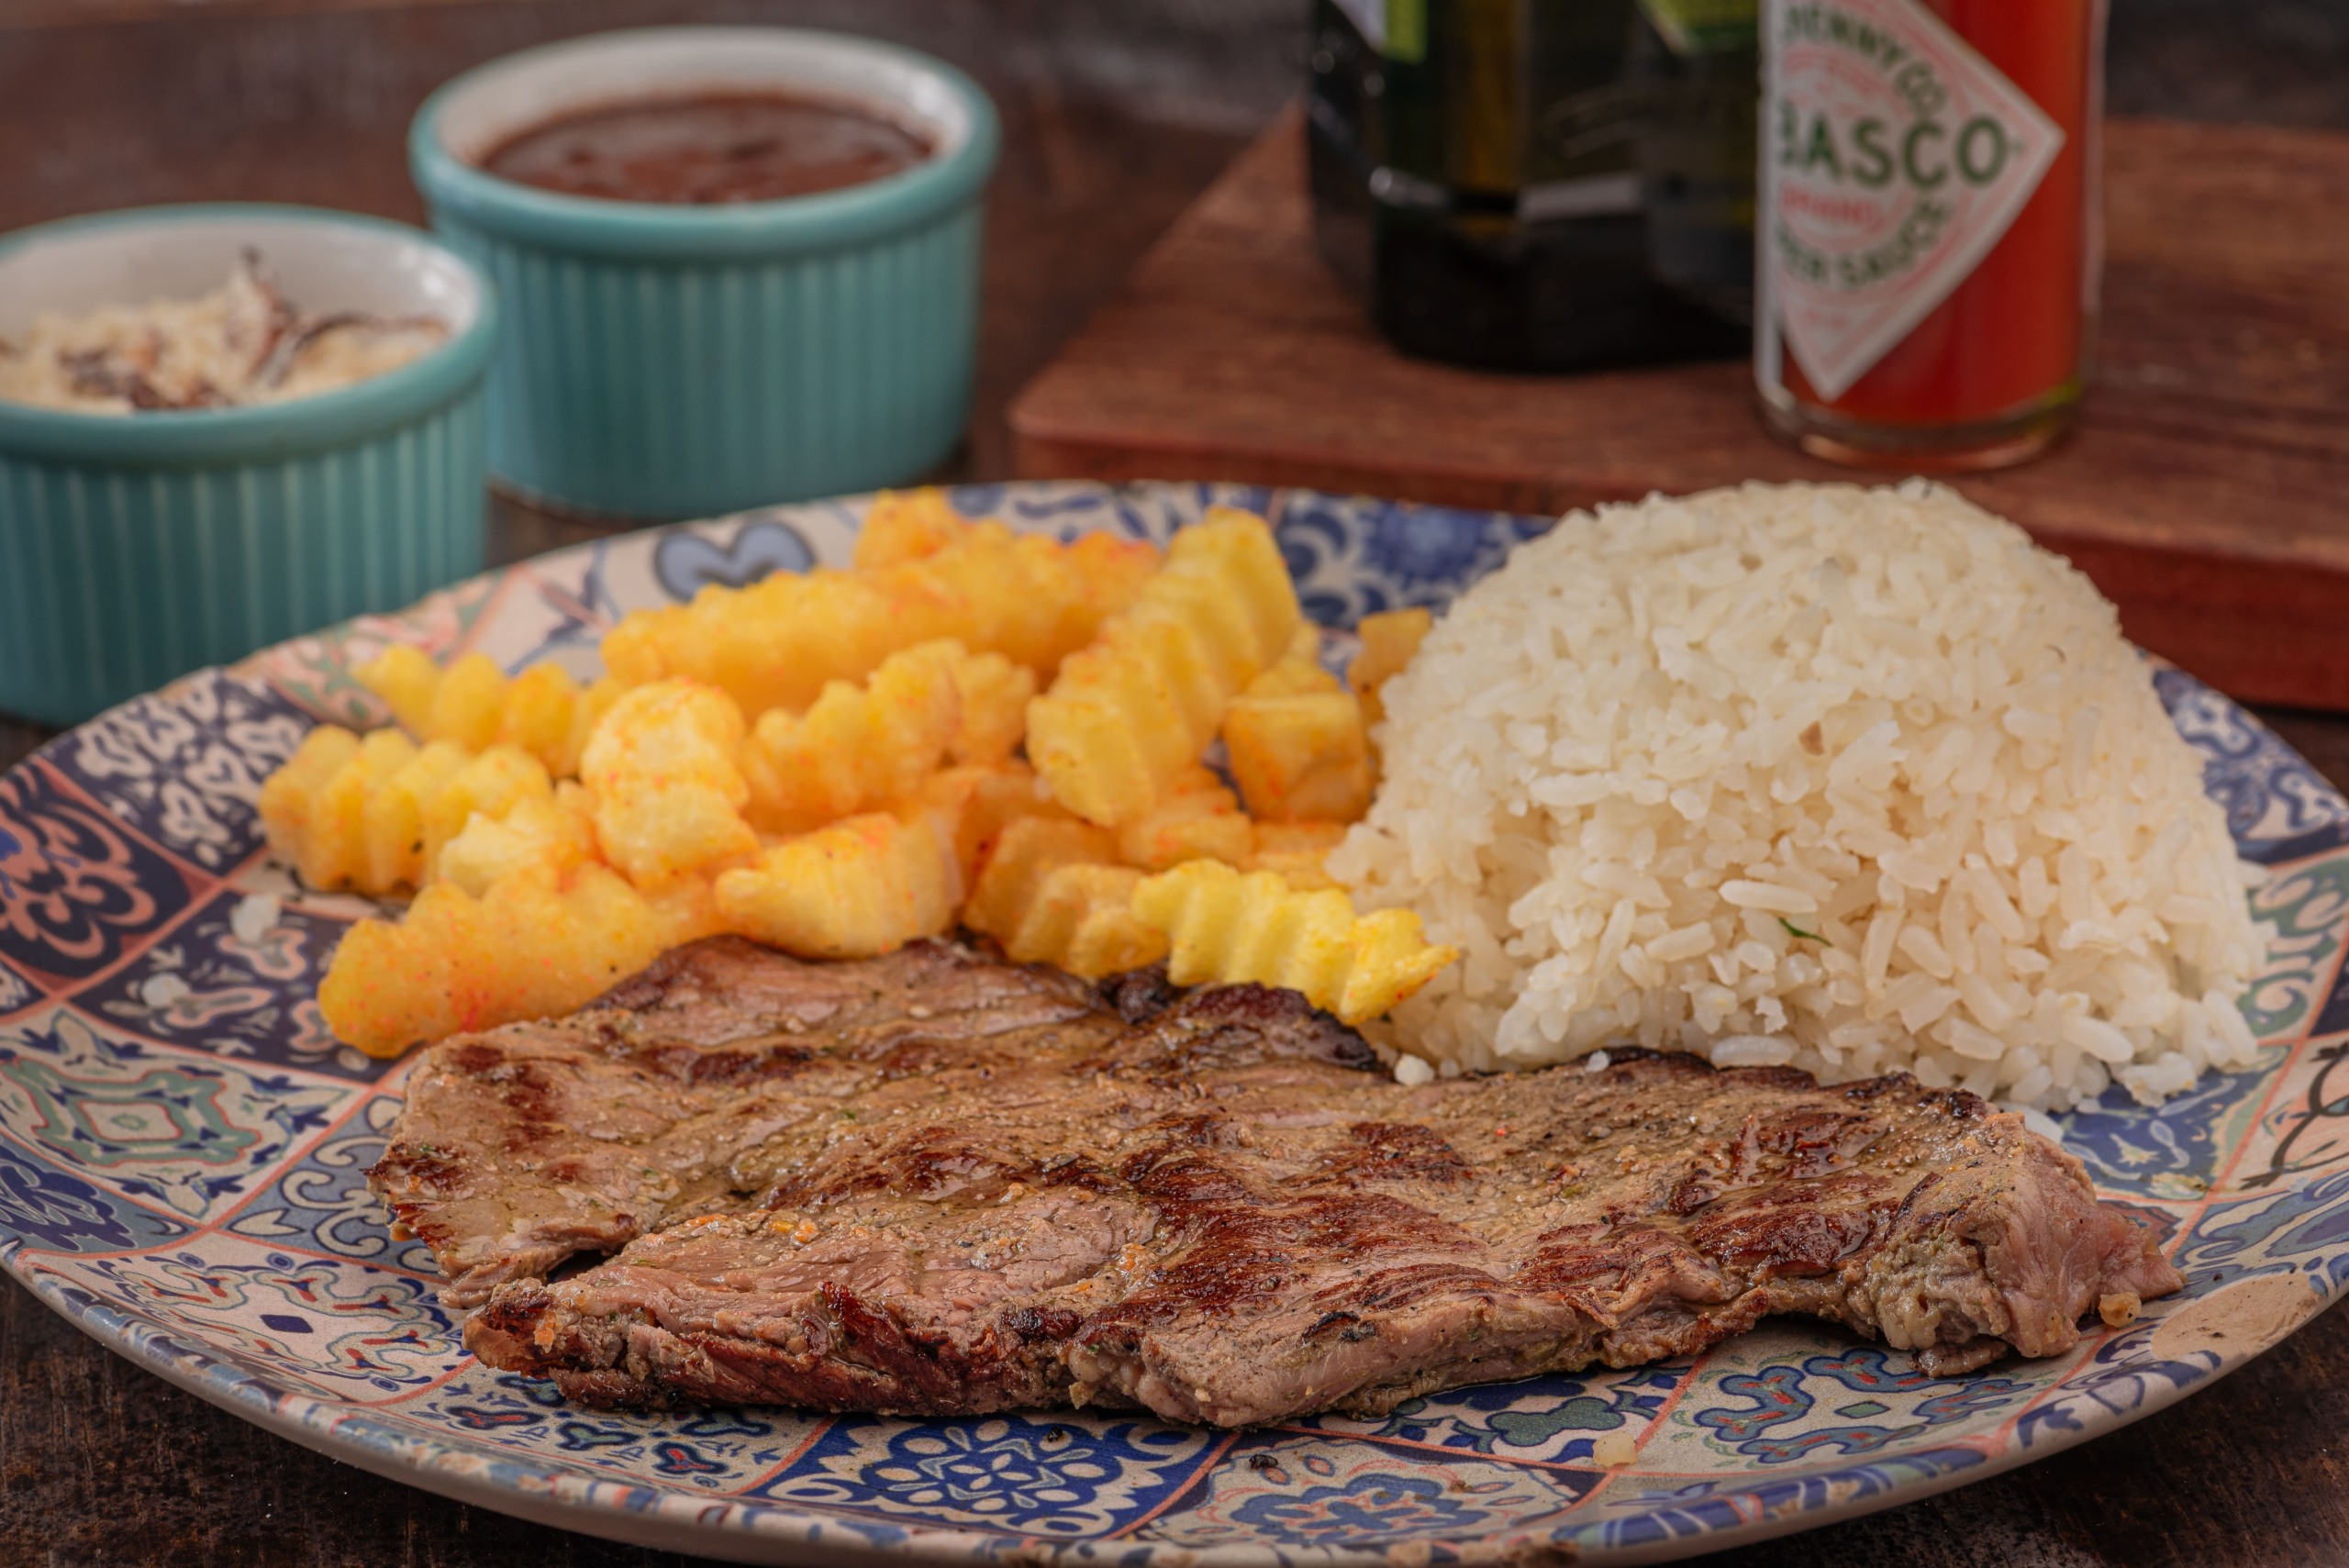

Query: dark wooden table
left=4, top=2, right=2349, bottom=1564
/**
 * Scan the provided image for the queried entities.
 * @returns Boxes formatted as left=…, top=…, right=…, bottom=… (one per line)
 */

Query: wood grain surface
left=1008, top=113, right=2349, bottom=712
left=3, top=2, right=2349, bottom=1564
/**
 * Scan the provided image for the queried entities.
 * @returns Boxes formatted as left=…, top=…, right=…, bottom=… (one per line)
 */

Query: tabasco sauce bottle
left=1753, top=0, right=2107, bottom=469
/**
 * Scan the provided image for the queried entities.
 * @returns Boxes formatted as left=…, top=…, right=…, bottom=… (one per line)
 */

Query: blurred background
left=5, top=0, right=2344, bottom=496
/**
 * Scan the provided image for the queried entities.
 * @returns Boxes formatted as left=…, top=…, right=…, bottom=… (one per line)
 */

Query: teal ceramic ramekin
left=0, top=206, right=495, bottom=728
left=410, top=27, right=1000, bottom=521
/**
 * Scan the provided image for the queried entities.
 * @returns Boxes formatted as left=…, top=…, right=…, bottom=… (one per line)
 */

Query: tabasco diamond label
left=1758, top=0, right=2064, bottom=401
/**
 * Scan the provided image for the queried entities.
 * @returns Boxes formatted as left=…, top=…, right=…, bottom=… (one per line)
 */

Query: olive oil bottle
left=1308, top=0, right=1757, bottom=372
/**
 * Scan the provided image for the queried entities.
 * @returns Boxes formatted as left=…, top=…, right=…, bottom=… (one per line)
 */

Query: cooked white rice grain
left=1329, top=480, right=2268, bottom=1110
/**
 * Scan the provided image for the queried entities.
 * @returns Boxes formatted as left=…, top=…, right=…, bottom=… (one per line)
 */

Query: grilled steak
left=373, top=937, right=2181, bottom=1427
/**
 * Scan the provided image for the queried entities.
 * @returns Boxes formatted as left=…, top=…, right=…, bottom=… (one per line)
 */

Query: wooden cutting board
left=1009, top=109, right=2349, bottom=711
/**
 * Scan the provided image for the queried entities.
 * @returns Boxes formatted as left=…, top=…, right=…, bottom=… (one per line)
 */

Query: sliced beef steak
left=376, top=939, right=2181, bottom=1426
left=370, top=937, right=1108, bottom=1306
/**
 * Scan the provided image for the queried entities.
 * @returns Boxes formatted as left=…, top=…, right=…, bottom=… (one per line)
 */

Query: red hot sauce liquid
left=483, top=91, right=932, bottom=205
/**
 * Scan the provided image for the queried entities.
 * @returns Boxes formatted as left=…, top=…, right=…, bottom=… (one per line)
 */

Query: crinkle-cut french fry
left=1114, top=766, right=1253, bottom=871
left=266, top=726, right=584, bottom=898
left=353, top=645, right=600, bottom=778
left=259, top=725, right=362, bottom=883
left=917, top=762, right=1068, bottom=885
left=963, top=817, right=1117, bottom=942
left=437, top=784, right=599, bottom=898
left=737, top=641, right=1036, bottom=834
left=1247, top=820, right=1349, bottom=891
left=643, top=869, right=729, bottom=952
left=1245, top=626, right=1343, bottom=699
left=429, top=651, right=509, bottom=752
left=261, top=725, right=558, bottom=895
left=1350, top=606, right=1432, bottom=734
left=1221, top=625, right=1372, bottom=823
left=318, top=862, right=698, bottom=1057
left=1223, top=688, right=1374, bottom=825
left=495, top=663, right=584, bottom=773
left=961, top=817, right=1165, bottom=975
left=714, top=810, right=958, bottom=959
left=895, top=526, right=1163, bottom=680
left=264, top=722, right=561, bottom=892
left=419, top=745, right=553, bottom=877
left=1130, top=860, right=1456, bottom=1025
left=1042, top=531, right=1166, bottom=664
left=599, top=525, right=1158, bottom=721
left=558, top=675, right=624, bottom=780
left=1027, top=508, right=1302, bottom=828
left=362, top=739, right=471, bottom=891
left=1008, top=862, right=1164, bottom=977
left=948, top=649, right=1036, bottom=766
left=354, top=645, right=440, bottom=736
left=1185, top=506, right=1308, bottom=661
left=599, top=574, right=895, bottom=717
left=740, top=642, right=958, bottom=834
left=259, top=726, right=417, bottom=893
left=853, top=487, right=972, bottom=569
left=581, top=680, right=757, bottom=886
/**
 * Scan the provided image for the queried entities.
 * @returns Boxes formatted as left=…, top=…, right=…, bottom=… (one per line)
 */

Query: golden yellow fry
left=557, top=675, right=624, bottom=779
left=353, top=645, right=599, bottom=778
left=737, top=641, right=1035, bottom=834
left=1351, top=606, right=1432, bottom=733
left=853, top=487, right=971, bottom=569
left=495, top=663, right=584, bottom=773
left=1130, top=860, right=1456, bottom=1025
left=437, top=784, right=600, bottom=898
left=599, top=524, right=1158, bottom=720
left=714, top=810, right=958, bottom=959
left=1245, top=625, right=1342, bottom=698
left=963, top=817, right=1117, bottom=941
left=273, top=650, right=601, bottom=894
left=262, top=723, right=562, bottom=896
left=962, top=817, right=1165, bottom=976
left=319, top=862, right=710, bottom=1057
left=258, top=726, right=362, bottom=884
left=429, top=652, right=507, bottom=752
left=948, top=649, right=1036, bottom=766
left=1113, top=766, right=1253, bottom=872
left=740, top=644, right=956, bottom=833
left=1008, top=862, right=1165, bottom=977
left=1191, top=506, right=1308, bottom=659
left=915, top=762, right=1068, bottom=886
left=1223, top=689, right=1374, bottom=825
left=354, top=645, right=440, bottom=736
left=581, top=680, right=757, bottom=886
left=418, top=745, right=554, bottom=877
left=600, top=575, right=892, bottom=717
left=1027, top=508, right=1301, bottom=828
left=265, top=727, right=417, bottom=893
left=1247, top=820, right=1349, bottom=891
left=1025, top=639, right=1191, bottom=827
left=362, top=739, right=471, bottom=891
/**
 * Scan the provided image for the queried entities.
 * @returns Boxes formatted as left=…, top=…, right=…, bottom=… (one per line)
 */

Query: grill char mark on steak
left=368, top=937, right=1108, bottom=1306
left=374, top=939, right=2182, bottom=1426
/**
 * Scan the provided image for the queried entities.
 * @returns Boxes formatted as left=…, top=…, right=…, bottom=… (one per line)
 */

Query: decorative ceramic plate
left=5, top=482, right=2347, bottom=1566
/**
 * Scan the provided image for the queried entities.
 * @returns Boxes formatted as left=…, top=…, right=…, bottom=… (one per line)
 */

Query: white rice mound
left=1329, top=481, right=2267, bottom=1112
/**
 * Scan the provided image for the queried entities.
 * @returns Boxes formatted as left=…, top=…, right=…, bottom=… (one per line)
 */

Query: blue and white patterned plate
left=4, top=481, right=2347, bottom=1565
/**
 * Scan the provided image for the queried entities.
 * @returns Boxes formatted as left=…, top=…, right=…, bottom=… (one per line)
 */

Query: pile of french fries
left=257, top=492, right=1452, bottom=1057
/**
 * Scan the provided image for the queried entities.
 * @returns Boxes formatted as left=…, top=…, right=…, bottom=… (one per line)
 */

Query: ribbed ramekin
left=0, top=206, right=495, bottom=728
left=410, top=27, right=999, bottom=521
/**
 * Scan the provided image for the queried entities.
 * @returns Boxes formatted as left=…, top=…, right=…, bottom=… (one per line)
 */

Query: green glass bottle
left=1308, top=0, right=1756, bottom=372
